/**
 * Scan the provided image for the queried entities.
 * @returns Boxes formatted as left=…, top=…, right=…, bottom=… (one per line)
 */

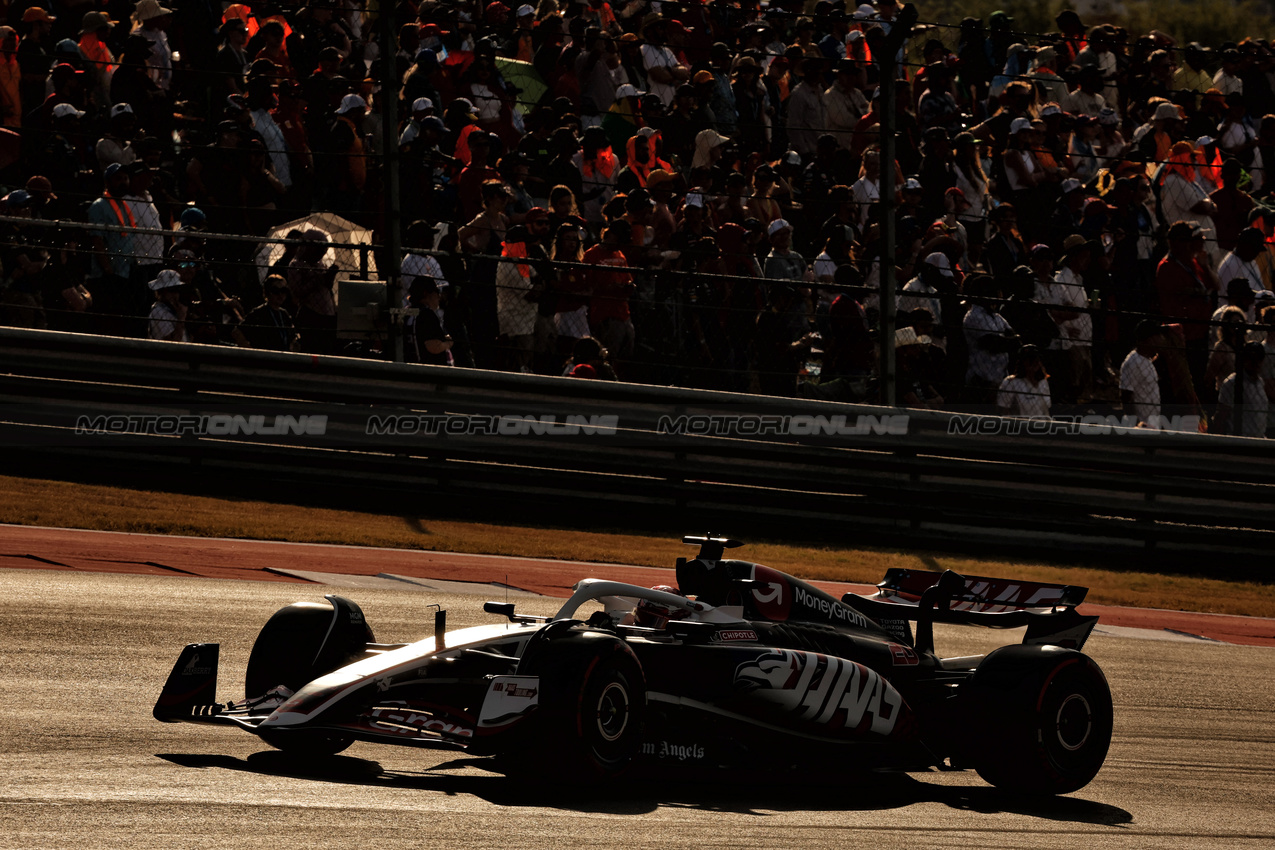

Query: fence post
left=380, top=0, right=404, bottom=363
left=871, top=3, right=917, bottom=407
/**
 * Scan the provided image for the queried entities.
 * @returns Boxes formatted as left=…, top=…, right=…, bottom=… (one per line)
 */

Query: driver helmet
left=633, top=585, right=690, bottom=629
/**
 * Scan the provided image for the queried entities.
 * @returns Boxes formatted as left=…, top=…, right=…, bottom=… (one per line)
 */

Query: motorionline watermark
left=656, top=414, right=910, bottom=437
left=75, top=414, right=329, bottom=436
left=947, top=414, right=1202, bottom=436
left=365, top=414, right=620, bottom=436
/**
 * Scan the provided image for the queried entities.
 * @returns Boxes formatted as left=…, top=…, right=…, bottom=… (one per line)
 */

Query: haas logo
left=734, top=650, right=903, bottom=736
left=750, top=566, right=792, bottom=621
left=182, top=654, right=212, bottom=676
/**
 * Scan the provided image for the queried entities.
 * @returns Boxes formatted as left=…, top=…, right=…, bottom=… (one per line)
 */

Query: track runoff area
left=2, top=523, right=1271, bottom=646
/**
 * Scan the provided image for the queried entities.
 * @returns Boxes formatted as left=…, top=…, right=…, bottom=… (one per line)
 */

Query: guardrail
left=2, top=327, right=1273, bottom=572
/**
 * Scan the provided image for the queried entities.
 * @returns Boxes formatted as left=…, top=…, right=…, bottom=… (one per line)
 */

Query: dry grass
left=1, top=475, right=1272, bottom=618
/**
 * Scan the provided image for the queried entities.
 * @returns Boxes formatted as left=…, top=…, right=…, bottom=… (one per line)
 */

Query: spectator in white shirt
left=1216, top=227, right=1266, bottom=307
left=639, top=16, right=689, bottom=106
left=1043, top=234, right=1094, bottom=402
left=963, top=273, right=1018, bottom=405
left=1213, top=342, right=1268, bottom=437
left=997, top=344, right=1051, bottom=418
left=1120, top=320, right=1164, bottom=427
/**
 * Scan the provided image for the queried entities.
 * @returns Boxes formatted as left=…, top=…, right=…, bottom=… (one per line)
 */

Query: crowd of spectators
left=0, top=0, right=1274, bottom=435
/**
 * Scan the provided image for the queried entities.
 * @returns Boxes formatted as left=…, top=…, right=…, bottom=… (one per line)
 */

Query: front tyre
left=516, top=629, right=646, bottom=779
left=966, top=645, right=1113, bottom=795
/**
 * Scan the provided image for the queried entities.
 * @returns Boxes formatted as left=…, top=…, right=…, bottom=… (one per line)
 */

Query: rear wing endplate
left=841, top=569, right=1098, bottom=652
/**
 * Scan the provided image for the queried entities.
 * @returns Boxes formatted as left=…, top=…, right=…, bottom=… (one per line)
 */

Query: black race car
left=155, top=535, right=1113, bottom=794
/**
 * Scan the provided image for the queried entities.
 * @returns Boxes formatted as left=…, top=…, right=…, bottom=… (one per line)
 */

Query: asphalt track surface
left=1, top=530, right=1274, bottom=848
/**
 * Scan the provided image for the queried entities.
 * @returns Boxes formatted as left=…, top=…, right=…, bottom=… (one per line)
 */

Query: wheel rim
left=1055, top=693, right=1093, bottom=752
left=595, top=681, right=630, bottom=742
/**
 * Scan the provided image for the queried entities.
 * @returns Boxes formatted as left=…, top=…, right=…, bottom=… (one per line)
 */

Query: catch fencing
left=1, top=326, right=1272, bottom=572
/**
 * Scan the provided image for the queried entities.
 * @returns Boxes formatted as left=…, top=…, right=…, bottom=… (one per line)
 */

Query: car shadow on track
left=156, top=751, right=1132, bottom=825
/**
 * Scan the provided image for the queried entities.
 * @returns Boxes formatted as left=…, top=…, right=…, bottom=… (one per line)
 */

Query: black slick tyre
left=245, top=597, right=374, bottom=756
left=515, top=627, right=646, bottom=779
left=965, top=645, right=1113, bottom=795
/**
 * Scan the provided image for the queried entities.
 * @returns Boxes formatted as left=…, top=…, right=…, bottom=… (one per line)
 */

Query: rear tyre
left=516, top=628, right=646, bottom=779
left=246, top=598, right=374, bottom=756
left=965, top=645, right=1113, bottom=795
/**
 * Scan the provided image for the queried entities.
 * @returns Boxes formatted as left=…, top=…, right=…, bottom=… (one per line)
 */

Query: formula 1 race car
left=155, top=535, right=1113, bottom=794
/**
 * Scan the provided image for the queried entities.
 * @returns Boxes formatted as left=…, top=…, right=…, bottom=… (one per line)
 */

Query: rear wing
left=841, top=569, right=1098, bottom=653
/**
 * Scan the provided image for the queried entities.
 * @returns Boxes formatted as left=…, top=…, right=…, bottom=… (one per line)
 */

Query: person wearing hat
left=76, top=10, right=116, bottom=109
left=146, top=269, right=188, bottom=341
left=730, top=55, right=768, bottom=156
left=0, top=188, right=52, bottom=329
left=1026, top=45, right=1068, bottom=106
left=640, top=14, right=690, bottom=107
left=1174, top=43, right=1215, bottom=96
left=762, top=218, right=813, bottom=285
left=213, top=16, right=251, bottom=95
left=131, top=0, right=174, bottom=92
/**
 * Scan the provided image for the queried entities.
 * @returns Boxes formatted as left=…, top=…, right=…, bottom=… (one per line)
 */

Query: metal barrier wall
left=2, top=327, right=1272, bottom=571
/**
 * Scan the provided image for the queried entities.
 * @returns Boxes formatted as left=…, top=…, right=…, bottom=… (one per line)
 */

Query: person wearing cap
left=321, top=92, right=368, bottom=211
left=704, top=43, right=738, bottom=135
left=86, top=162, right=142, bottom=333
left=1041, top=234, right=1094, bottom=401
left=1213, top=49, right=1243, bottom=98
left=75, top=10, right=116, bottom=107
left=1212, top=341, right=1269, bottom=437
left=660, top=82, right=707, bottom=165
left=763, top=219, right=812, bottom=284
left=1173, top=43, right=1214, bottom=96
left=1001, top=116, right=1044, bottom=223
left=1067, top=114, right=1101, bottom=182
left=17, top=8, right=54, bottom=117
left=640, top=15, right=690, bottom=107
left=899, top=251, right=954, bottom=323
left=94, top=102, right=139, bottom=171
left=1118, top=320, right=1165, bottom=427
left=1216, top=227, right=1267, bottom=309
left=1157, top=221, right=1217, bottom=387
left=1025, top=45, right=1068, bottom=106
left=0, top=188, right=51, bottom=329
